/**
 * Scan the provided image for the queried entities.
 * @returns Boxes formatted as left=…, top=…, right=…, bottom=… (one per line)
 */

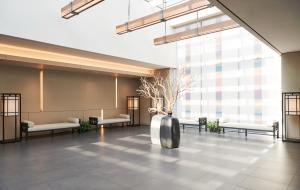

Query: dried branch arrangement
left=137, top=69, right=191, bottom=115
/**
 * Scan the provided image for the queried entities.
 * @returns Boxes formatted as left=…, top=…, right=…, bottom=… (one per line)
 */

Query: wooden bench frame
left=217, top=120, right=279, bottom=138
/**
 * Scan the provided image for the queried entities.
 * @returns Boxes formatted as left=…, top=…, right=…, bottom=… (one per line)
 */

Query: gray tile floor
left=1, top=126, right=300, bottom=190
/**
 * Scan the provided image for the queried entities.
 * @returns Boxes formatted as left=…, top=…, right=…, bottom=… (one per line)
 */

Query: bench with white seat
left=89, top=114, right=130, bottom=129
left=217, top=120, right=279, bottom=138
left=179, top=117, right=207, bottom=132
left=21, top=118, right=81, bottom=140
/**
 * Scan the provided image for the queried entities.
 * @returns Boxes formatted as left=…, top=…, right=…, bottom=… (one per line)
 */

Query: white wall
left=282, top=51, right=300, bottom=92
left=0, top=0, right=176, bottom=67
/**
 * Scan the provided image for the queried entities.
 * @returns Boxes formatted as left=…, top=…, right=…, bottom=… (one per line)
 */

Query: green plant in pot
left=80, top=121, right=92, bottom=133
left=207, top=121, right=220, bottom=133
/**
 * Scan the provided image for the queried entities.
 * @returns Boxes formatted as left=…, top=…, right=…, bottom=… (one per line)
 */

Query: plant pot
left=208, top=128, right=216, bottom=133
left=160, top=113, right=180, bottom=149
left=150, top=114, right=164, bottom=145
left=209, top=128, right=215, bottom=133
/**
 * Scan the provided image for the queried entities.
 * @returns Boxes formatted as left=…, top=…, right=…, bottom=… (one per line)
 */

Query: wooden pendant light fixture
left=116, top=0, right=210, bottom=34
left=61, top=0, right=105, bottom=19
left=154, top=19, right=239, bottom=45
left=60, top=0, right=239, bottom=47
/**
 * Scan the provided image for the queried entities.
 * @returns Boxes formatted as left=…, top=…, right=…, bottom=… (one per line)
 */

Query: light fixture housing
left=116, top=0, right=210, bottom=34
left=61, top=0, right=105, bottom=19
left=128, top=97, right=140, bottom=110
left=285, top=95, right=300, bottom=115
left=3, top=96, right=19, bottom=117
left=0, top=93, right=21, bottom=143
left=282, top=92, right=300, bottom=142
left=154, top=19, right=239, bottom=45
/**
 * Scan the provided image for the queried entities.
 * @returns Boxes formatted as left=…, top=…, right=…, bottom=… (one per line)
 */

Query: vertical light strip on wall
left=40, top=70, right=44, bottom=112
left=115, top=76, right=118, bottom=109
left=101, top=109, right=104, bottom=120
left=101, top=108, right=104, bottom=128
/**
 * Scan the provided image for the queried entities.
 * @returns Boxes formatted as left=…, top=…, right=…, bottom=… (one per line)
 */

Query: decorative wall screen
left=176, top=26, right=281, bottom=124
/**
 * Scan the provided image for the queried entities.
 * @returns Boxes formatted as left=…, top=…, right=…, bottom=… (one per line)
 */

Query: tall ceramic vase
left=150, top=114, right=164, bottom=145
left=160, top=113, right=180, bottom=149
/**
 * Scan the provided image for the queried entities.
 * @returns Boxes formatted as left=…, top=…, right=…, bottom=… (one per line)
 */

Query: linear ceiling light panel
left=116, top=0, right=210, bottom=34
left=154, top=19, right=239, bottom=45
left=61, top=0, right=104, bottom=19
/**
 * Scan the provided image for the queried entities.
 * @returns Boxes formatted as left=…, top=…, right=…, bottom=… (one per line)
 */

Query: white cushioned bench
left=179, top=117, right=207, bottom=132
left=217, top=121, right=279, bottom=138
left=21, top=118, right=81, bottom=140
left=89, top=114, right=130, bottom=129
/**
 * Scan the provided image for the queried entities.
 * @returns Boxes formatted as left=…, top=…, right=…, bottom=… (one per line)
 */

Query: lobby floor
left=0, top=126, right=300, bottom=190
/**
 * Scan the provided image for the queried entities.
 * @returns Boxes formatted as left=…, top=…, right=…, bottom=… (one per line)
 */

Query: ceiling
left=0, top=34, right=163, bottom=69
left=210, top=0, right=300, bottom=54
left=0, top=34, right=168, bottom=77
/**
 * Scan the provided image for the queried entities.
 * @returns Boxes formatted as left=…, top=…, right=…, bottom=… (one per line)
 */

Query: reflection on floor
left=0, top=126, right=300, bottom=190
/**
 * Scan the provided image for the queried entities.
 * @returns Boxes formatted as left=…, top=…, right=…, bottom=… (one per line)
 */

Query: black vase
left=160, top=113, right=180, bottom=149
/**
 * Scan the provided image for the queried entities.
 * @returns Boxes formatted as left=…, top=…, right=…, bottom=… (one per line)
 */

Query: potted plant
left=137, top=69, right=191, bottom=148
left=80, top=121, right=92, bottom=133
left=207, top=121, right=220, bottom=133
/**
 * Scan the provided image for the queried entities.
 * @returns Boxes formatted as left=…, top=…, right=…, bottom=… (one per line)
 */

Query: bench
left=179, top=117, right=207, bottom=132
left=217, top=120, right=279, bottom=138
left=21, top=118, right=81, bottom=140
left=89, top=114, right=130, bottom=130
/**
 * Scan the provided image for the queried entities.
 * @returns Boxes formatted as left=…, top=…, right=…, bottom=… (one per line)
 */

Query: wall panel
left=0, top=64, right=150, bottom=129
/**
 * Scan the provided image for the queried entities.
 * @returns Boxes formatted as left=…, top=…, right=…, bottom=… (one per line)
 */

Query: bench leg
left=182, top=124, right=185, bottom=132
left=199, top=125, right=201, bottom=133
left=26, top=131, right=28, bottom=141
left=245, top=129, right=247, bottom=137
left=51, top=130, right=54, bottom=137
left=277, top=128, right=279, bottom=138
left=223, top=128, right=225, bottom=134
left=72, top=128, right=74, bottom=134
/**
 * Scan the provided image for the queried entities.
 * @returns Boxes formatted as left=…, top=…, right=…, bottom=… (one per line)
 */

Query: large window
left=176, top=25, right=281, bottom=123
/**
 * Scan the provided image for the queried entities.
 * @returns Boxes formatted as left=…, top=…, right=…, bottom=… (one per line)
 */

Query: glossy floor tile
left=1, top=126, right=300, bottom=190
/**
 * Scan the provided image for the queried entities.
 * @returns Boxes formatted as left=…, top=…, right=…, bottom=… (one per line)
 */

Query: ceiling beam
left=116, top=0, right=210, bottom=34
left=154, top=19, right=239, bottom=45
